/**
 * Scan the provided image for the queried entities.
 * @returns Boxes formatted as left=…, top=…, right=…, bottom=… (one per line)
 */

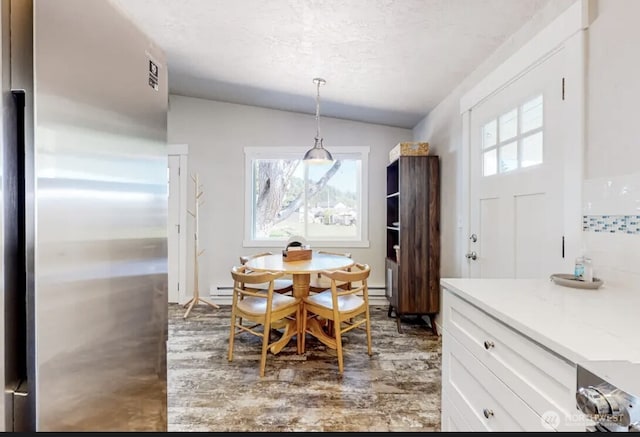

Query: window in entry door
left=482, top=94, right=544, bottom=176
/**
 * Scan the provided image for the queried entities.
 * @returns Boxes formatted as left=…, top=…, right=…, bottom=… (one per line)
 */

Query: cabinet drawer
left=442, top=289, right=585, bottom=431
left=441, top=393, right=472, bottom=431
left=442, top=331, right=549, bottom=431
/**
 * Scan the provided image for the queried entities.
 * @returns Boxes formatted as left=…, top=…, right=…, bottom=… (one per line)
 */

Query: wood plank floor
left=168, top=304, right=442, bottom=432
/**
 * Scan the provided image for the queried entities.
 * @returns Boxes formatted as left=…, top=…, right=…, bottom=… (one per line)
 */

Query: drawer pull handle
left=483, top=408, right=494, bottom=419
left=484, top=340, right=495, bottom=350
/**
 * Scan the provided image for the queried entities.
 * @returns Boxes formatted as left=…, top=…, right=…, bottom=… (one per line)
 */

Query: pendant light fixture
left=303, top=78, right=333, bottom=162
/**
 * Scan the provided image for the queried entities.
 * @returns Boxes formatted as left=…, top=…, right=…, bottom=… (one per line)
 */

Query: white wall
left=586, top=0, right=640, bottom=180
left=581, top=0, right=640, bottom=287
left=414, top=0, right=640, bottom=289
left=168, top=95, right=412, bottom=298
left=412, top=0, right=575, bottom=278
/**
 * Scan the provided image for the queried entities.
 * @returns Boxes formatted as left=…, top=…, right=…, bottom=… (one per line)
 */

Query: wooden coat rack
left=183, top=173, right=219, bottom=319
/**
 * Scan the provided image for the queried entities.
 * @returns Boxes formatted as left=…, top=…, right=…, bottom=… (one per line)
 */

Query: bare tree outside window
left=253, top=158, right=360, bottom=240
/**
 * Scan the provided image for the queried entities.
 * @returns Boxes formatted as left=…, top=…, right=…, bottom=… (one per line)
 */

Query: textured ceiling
left=112, top=0, right=558, bottom=128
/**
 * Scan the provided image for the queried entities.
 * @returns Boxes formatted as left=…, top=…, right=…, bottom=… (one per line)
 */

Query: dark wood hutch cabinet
left=385, top=154, right=440, bottom=334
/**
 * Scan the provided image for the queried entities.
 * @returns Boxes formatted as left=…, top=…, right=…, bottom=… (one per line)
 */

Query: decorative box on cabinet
left=385, top=154, right=440, bottom=334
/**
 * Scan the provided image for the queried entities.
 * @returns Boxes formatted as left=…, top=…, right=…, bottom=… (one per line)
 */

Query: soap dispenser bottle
left=583, top=257, right=593, bottom=282
left=574, top=256, right=585, bottom=281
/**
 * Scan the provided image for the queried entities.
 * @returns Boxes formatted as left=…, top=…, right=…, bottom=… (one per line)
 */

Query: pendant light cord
left=303, top=78, right=332, bottom=161
left=314, top=78, right=325, bottom=142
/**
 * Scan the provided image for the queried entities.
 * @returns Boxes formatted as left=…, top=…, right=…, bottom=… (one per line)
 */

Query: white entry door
left=469, top=50, right=567, bottom=279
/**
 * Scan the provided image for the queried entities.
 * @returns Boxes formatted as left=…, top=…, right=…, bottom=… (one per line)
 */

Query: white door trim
left=460, top=111, right=471, bottom=278
left=459, top=0, right=591, bottom=276
left=459, top=0, right=591, bottom=114
left=169, top=144, right=189, bottom=304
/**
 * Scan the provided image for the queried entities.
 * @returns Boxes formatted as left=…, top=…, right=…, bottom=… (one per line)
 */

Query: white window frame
left=243, top=146, right=370, bottom=248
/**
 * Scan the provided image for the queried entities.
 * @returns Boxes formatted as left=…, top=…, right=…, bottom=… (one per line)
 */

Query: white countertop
left=440, top=278, right=640, bottom=365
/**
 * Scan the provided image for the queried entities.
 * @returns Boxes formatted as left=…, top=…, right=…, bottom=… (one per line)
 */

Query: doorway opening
left=168, top=144, right=188, bottom=303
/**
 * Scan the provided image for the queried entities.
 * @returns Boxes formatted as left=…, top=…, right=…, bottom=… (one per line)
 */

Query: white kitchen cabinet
left=441, top=285, right=586, bottom=432
left=441, top=394, right=472, bottom=431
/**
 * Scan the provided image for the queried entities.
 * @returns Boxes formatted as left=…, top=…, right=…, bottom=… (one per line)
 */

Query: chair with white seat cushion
left=302, top=263, right=372, bottom=373
left=228, top=265, right=301, bottom=377
left=239, top=252, right=293, bottom=294
left=308, top=251, right=353, bottom=293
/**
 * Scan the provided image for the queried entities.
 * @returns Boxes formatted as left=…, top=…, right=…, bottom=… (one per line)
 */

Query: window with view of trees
left=244, top=147, right=369, bottom=247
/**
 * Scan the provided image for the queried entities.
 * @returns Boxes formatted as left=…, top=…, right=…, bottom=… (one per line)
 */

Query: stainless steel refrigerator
left=1, top=0, right=168, bottom=431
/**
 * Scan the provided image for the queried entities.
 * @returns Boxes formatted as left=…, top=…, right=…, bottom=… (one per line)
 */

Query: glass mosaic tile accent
left=582, top=215, right=640, bottom=234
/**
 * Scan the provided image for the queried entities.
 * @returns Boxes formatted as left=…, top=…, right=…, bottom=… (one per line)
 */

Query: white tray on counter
left=550, top=273, right=604, bottom=289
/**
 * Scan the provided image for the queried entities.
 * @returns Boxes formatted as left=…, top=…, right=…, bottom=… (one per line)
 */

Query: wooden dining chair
left=309, top=251, right=353, bottom=293
left=302, top=263, right=372, bottom=373
left=239, top=252, right=294, bottom=294
left=228, top=265, right=302, bottom=377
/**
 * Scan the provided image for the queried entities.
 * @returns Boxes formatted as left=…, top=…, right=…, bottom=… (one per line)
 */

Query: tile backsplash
left=582, top=171, right=640, bottom=287
left=582, top=215, right=640, bottom=234
left=583, top=172, right=640, bottom=216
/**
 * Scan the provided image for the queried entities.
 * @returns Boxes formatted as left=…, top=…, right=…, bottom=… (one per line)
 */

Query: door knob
left=469, top=233, right=477, bottom=243
left=465, top=251, right=477, bottom=260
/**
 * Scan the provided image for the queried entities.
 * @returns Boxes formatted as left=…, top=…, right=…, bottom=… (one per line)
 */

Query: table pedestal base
left=269, top=318, right=298, bottom=355
left=306, top=318, right=337, bottom=350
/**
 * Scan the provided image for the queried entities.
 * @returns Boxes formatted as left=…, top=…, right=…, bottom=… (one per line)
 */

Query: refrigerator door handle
left=7, top=89, right=31, bottom=431
left=5, top=381, right=29, bottom=432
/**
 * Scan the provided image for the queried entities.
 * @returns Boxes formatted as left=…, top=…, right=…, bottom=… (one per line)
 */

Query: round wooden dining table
left=244, top=251, right=354, bottom=354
